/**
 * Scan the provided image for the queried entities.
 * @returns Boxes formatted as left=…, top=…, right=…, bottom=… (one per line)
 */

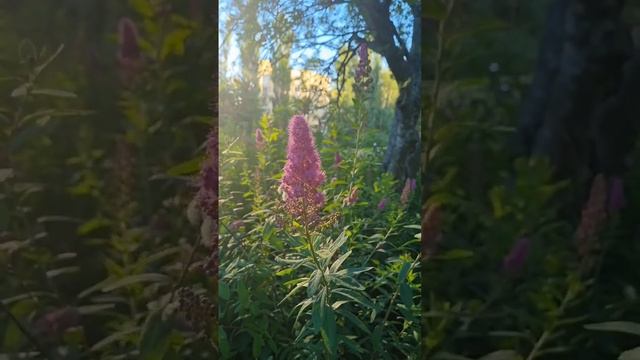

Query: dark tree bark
left=516, top=0, right=640, bottom=208
left=352, top=0, right=422, bottom=183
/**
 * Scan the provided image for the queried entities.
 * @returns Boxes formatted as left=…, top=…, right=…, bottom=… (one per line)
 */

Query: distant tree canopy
left=220, top=0, right=420, bottom=184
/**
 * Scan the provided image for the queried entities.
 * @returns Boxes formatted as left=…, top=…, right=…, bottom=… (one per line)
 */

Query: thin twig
left=382, top=253, right=421, bottom=325
left=525, top=285, right=574, bottom=360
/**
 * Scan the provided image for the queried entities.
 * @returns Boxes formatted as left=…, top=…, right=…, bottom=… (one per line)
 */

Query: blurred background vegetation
left=423, top=0, right=640, bottom=359
left=1, top=0, right=218, bottom=358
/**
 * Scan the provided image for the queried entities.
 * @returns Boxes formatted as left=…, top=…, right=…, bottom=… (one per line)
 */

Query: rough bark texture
left=352, top=0, right=422, bottom=183
left=516, top=0, right=640, bottom=208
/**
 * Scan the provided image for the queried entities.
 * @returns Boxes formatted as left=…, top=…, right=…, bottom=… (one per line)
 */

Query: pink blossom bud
left=503, top=237, right=531, bottom=275
left=255, top=128, right=266, bottom=150
left=377, top=198, right=388, bottom=211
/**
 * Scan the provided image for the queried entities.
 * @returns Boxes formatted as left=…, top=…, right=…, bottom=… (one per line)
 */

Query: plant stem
left=361, top=211, right=401, bottom=267
left=305, top=225, right=329, bottom=289
left=167, top=235, right=202, bottom=307
left=382, top=253, right=420, bottom=325
left=525, top=286, right=574, bottom=360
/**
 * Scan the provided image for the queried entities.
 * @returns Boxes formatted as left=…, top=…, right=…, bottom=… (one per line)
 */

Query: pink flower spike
left=345, top=187, right=359, bottom=206
left=358, top=42, right=368, bottom=64
left=334, top=152, right=342, bottom=167
left=503, top=237, right=531, bottom=275
left=117, top=18, right=141, bottom=61
left=255, top=128, right=266, bottom=150
left=377, top=198, right=388, bottom=211
left=280, top=115, right=326, bottom=226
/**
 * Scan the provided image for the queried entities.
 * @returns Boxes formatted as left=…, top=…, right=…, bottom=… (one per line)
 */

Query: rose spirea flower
left=117, top=18, right=144, bottom=85
left=503, top=237, right=531, bottom=275
left=280, top=115, right=326, bottom=226
left=377, top=198, right=388, bottom=211
left=334, top=152, right=342, bottom=167
left=255, top=128, right=266, bottom=150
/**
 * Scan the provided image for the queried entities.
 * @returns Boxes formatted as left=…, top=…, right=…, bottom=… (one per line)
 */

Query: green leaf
left=219, top=327, right=231, bottom=359
left=76, top=304, right=115, bottom=315
left=333, top=288, right=375, bottom=309
left=46, top=266, right=79, bottom=278
left=219, top=281, right=230, bottom=300
left=160, top=29, right=192, bottom=59
left=337, top=307, right=371, bottom=335
left=275, top=268, right=294, bottom=276
left=372, top=325, right=383, bottom=352
left=320, top=305, right=337, bottom=357
left=33, top=44, right=64, bottom=77
left=90, top=327, right=139, bottom=352
left=10, top=83, right=29, bottom=97
left=31, top=88, right=77, bottom=98
left=620, top=347, right=640, bottom=360
left=311, top=292, right=324, bottom=333
left=584, top=321, right=640, bottom=337
left=166, top=156, right=204, bottom=176
left=399, top=282, right=414, bottom=310
left=130, top=0, right=154, bottom=17
left=329, top=250, right=352, bottom=273
left=139, top=312, right=172, bottom=360
left=397, top=261, right=411, bottom=283
left=102, top=273, right=170, bottom=292
left=77, top=217, right=111, bottom=235
left=279, top=278, right=309, bottom=305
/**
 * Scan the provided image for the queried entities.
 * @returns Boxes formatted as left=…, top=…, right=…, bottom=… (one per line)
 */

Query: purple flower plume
left=503, top=237, right=531, bottom=275
left=255, top=128, right=266, bottom=150
left=280, top=115, right=326, bottom=226
left=377, top=198, right=388, bottom=211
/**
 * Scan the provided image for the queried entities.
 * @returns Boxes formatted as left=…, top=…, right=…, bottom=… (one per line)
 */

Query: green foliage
left=0, top=1, right=217, bottom=358
left=423, top=1, right=640, bottom=359
left=218, top=15, right=421, bottom=355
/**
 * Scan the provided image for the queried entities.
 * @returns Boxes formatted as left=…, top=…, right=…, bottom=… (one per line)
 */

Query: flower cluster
left=116, top=17, right=144, bottom=86
left=334, top=152, right=342, bottom=168
left=111, top=137, right=135, bottom=228
left=255, top=128, right=266, bottom=150
left=177, top=287, right=216, bottom=333
left=33, top=307, right=81, bottom=339
left=279, top=115, right=326, bottom=228
left=575, top=174, right=607, bottom=271
left=377, top=198, right=388, bottom=211
left=354, top=42, right=372, bottom=95
left=344, top=187, right=359, bottom=206
left=355, top=42, right=369, bottom=82
left=503, top=237, right=531, bottom=275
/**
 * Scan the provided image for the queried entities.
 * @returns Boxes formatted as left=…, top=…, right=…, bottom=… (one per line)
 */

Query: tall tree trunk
left=352, top=0, right=421, bottom=183
left=516, top=0, right=640, bottom=210
left=384, top=72, right=422, bottom=181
